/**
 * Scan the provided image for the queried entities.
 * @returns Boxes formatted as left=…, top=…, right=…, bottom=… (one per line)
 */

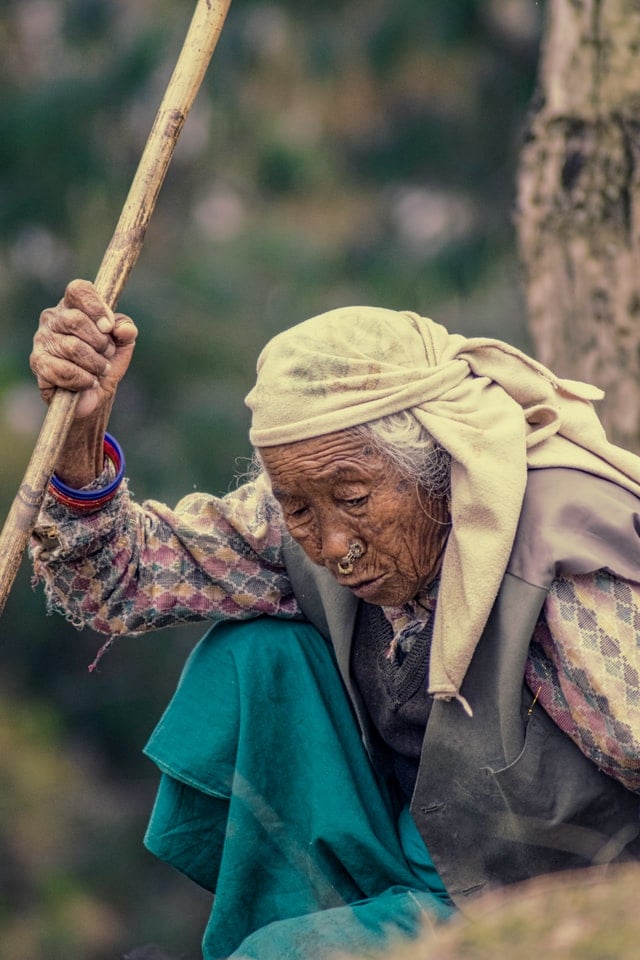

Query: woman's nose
left=317, top=519, right=353, bottom=564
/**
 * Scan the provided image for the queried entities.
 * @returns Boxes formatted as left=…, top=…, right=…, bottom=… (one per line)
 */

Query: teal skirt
left=143, top=617, right=454, bottom=959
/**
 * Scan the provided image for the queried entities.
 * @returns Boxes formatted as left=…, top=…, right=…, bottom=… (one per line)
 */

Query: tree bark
left=516, top=0, right=640, bottom=452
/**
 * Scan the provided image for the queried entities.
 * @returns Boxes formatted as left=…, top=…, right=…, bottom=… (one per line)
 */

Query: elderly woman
left=30, top=280, right=640, bottom=959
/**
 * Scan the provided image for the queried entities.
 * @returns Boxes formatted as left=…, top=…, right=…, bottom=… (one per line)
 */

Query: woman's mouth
left=347, top=574, right=386, bottom=600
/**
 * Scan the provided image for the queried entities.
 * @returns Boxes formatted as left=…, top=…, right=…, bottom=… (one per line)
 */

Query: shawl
left=245, top=306, right=640, bottom=706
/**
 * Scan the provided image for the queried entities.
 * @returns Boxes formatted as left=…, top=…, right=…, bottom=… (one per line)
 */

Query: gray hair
left=350, top=410, right=451, bottom=500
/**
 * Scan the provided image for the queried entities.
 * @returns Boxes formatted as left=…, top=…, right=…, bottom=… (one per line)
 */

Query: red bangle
left=48, top=433, right=125, bottom=512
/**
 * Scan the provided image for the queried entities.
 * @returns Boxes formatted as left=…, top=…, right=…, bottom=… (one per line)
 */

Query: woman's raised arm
left=30, top=279, right=138, bottom=488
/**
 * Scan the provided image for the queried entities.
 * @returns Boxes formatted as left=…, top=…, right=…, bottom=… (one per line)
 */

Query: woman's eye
left=343, top=496, right=368, bottom=509
left=288, top=505, right=309, bottom=519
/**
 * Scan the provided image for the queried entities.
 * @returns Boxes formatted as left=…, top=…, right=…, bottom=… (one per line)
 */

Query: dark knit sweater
left=351, top=602, right=433, bottom=800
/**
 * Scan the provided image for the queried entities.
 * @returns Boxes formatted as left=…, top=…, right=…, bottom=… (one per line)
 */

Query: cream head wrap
left=246, top=306, right=640, bottom=705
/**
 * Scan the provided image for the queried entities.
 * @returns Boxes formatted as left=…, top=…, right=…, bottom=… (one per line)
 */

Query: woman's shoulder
left=509, top=467, right=640, bottom=586
left=522, top=466, right=640, bottom=527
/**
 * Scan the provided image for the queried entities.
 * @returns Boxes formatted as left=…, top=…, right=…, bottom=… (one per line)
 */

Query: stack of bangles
left=48, top=433, right=125, bottom=511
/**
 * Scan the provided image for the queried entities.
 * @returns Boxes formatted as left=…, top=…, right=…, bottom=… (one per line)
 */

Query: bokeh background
left=0, top=0, right=543, bottom=956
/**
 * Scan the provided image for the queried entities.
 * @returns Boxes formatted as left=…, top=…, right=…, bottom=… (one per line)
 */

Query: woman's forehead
left=259, top=430, right=380, bottom=491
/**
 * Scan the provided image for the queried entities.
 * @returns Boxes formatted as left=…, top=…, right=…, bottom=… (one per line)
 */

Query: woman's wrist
left=48, top=433, right=125, bottom=511
left=52, top=402, right=114, bottom=488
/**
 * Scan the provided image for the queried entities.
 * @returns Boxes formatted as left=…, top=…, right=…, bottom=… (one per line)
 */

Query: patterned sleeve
left=525, top=570, right=640, bottom=793
left=30, top=471, right=302, bottom=637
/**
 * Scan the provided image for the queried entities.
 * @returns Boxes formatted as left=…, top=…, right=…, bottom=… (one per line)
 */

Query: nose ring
left=337, top=541, right=363, bottom=576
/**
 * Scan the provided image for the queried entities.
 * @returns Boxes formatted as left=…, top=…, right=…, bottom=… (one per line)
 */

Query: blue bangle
left=49, top=432, right=125, bottom=506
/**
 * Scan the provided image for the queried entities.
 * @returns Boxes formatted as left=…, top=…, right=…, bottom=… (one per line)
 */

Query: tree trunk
left=516, top=0, right=640, bottom=452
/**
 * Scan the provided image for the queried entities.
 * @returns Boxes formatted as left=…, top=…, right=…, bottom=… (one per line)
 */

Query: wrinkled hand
left=30, top=279, right=138, bottom=419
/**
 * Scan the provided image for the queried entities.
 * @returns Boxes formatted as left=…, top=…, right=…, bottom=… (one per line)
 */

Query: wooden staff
left=0, top=0, right=232, bottom=615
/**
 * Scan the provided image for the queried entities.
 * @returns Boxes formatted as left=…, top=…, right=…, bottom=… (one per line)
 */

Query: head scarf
left=245, top=306, right=640, bottom=706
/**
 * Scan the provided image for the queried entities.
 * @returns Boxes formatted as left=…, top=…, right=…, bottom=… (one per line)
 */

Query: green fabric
left=226, top=887, right=448, bottom=959
left=143, top=618, right=453, bottom=959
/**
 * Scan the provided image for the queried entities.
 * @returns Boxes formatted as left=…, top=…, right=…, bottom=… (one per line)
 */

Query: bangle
left=48, top=433, right=125, bottom=511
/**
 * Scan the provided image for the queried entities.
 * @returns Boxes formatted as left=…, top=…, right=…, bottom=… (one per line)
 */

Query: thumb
left=112, top=313, right=139, bottom=347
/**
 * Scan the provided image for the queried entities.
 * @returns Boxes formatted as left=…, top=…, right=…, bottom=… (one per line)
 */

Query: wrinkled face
left=259, top=430, right=450, bottom=606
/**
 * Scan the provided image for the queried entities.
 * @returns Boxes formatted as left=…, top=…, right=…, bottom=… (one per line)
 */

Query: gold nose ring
left=337, top=542, right=363, bottom=576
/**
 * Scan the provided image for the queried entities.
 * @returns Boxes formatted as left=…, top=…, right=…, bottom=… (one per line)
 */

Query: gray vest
left=282, top=468, right=640, bottom=908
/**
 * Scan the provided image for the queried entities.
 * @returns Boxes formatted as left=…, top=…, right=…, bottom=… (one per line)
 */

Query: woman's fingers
left=30, top=280, right=138, bottom=418
left=63, top=278, right=115, bottom=332
left=34, top=354, right=100, bottom=397
left=36, top=319, right=113, bottom=371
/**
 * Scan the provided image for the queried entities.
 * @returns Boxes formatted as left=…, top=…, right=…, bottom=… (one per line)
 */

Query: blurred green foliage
left=0, top=0, right=543, bottom=955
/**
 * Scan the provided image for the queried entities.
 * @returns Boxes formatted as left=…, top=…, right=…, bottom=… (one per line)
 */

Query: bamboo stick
left=0, top=0, right=232, bottom=615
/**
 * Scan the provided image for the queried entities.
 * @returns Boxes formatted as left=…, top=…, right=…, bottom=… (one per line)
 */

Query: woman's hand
left=31, top=279, right=138, bottom=419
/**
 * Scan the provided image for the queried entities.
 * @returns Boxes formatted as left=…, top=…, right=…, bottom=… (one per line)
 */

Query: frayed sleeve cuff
left=31, top=471, right=132, bottom=565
